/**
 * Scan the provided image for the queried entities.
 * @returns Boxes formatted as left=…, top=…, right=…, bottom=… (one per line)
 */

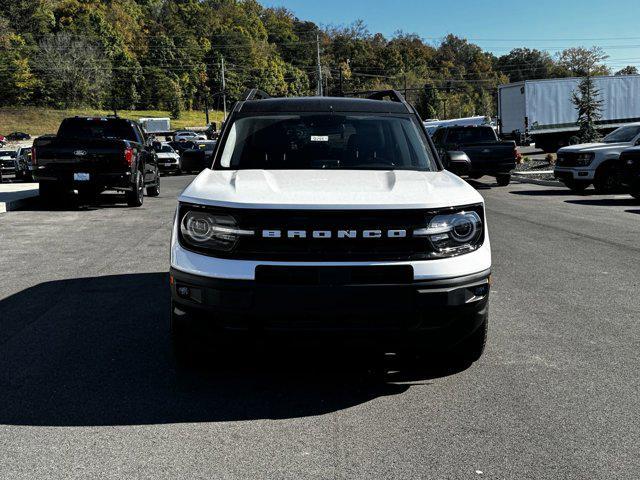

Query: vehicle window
left=444, top=127, right=496, bottom=144
left=603, top=125, right=640, bottom=143
left=217, top=114, right=437, bottom=171
left=0, top=151, right=17, bottom=158
left=431, top=129, right=445, bottom=144
left=57, top=119, right=138, bottom=142
left=160, top=145, right=174, bottom=153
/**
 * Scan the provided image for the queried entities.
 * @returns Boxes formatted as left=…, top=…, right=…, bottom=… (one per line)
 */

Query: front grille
left=556, top=152, right=579, bottom=167
left=179, top=204, right=484, bottom=261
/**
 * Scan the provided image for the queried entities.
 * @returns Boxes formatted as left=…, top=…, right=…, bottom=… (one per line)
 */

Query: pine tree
left=571, top=75, right=603, bottom=143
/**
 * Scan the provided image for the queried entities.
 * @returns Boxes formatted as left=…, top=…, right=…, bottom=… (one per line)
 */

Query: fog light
left=177, top=286, right=190, bottom=298
left=473, top=284, right=489, bottom=297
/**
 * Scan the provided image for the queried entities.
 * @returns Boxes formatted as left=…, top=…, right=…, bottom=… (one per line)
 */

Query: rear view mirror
left=446, top=151, right=471, bottom=176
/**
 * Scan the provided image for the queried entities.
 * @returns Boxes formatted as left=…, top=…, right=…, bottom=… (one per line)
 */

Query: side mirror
left=446, top=151, right=472, bottom=176
left=635, top=138, right=640, bottom=146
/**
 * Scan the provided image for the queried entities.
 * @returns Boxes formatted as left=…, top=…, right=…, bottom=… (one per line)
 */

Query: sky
left=260, top=0, right=640, bottom=70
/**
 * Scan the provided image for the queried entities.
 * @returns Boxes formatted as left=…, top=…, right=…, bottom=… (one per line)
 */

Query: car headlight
left=576, top=153, right=594, bottom=166
left=415, top=210, right=483, bottom=257
left=180, top=209, right=253, bottom=252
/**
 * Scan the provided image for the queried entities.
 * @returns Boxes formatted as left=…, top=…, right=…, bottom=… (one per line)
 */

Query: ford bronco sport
left=169, top=90, right=491, bottom=363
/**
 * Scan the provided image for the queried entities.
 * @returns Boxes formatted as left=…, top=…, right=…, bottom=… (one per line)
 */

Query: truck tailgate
left=35, top=138, right=129, bottom=173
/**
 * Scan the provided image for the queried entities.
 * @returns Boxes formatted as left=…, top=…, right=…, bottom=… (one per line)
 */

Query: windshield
left=444, top=127, right=496, bottom=144
left=216, top=114, right=437, bottom=171
left=0, top=151, right=16, bottom=157
left=159, top=145, right=175, bottom=153
left=603, top=125, right=640, bottom=143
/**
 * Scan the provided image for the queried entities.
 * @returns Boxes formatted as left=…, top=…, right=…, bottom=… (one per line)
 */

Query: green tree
left=615, top=66, right=638, bottom=76
left=557, top=46, right=610, bottom=77
left=496, top=48, right=555, bottom=82
left=571, top=76, right=604, bottom=143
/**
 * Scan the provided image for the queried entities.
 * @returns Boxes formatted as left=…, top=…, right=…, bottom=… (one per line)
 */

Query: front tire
left=125, top=171, right=144, bottom=207
left=146, top=175, right=160, bottom=197
left=593, top=164, right=622, bottom=194
left=496, top=174, right=511, bottom=187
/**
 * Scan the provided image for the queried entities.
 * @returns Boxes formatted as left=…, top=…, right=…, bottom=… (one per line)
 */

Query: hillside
left=0, top=108, right=224, bottom=137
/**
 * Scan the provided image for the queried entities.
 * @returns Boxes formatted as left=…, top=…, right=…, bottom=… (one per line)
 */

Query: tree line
left=0, top=0, right=636, bottom=120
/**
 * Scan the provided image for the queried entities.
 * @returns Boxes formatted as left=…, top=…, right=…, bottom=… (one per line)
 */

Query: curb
left=511, top=175, right=563, bottom=188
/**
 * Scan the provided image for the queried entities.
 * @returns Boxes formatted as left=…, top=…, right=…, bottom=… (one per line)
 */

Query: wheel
left=146, top=175, right=160, bottom=197
left=593, top=164, right=622, bottom=194
left=125, top=171, right=144, bottom=207
left=38, top=182, right=62, bottom=201
left=564, top=179, right=590, bottom=193
left=176, top=160, right=182, bottom=175
left=496, top=174, right=511, bottom=186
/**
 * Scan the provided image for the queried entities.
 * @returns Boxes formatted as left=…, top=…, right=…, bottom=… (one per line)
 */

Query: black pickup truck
left=32, top=117, right=160, bottom=206
left=431, top=125, right=517, bottom=186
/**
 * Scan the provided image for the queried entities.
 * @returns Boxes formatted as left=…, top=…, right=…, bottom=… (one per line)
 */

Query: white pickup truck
left=554, top=123, right=640, bottom=193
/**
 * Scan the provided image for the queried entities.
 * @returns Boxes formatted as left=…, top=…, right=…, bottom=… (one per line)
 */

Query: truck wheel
left=39, top=182, right=62, bottom=201
left=496, top=174, right=511, bottom=186
left=146, top=176, right=160, bottom=197
left=593, top=164, right=621, bottom=194
left=125, top=171, right=144, bottom=207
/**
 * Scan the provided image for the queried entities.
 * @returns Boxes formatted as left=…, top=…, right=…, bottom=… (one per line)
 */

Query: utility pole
left=404, top=72, right=408, bottom=100
left=316, top=33, right=323, bottom=96
left=221, top=56, right=227, bottom=121
left=338, top=66, right=343, bottom=96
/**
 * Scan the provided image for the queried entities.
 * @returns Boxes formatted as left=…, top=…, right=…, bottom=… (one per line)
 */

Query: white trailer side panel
left=498, top=83, right=526, bottom=135
left=526, top=75, right=640, bottom=134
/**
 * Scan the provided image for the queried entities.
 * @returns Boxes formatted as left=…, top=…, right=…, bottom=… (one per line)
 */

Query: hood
left=178, top=169, right=483, bottom=210
left=558, top=142, right=630, bottom=153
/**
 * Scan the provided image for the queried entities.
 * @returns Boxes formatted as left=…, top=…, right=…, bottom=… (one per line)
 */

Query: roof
left=238, top=96, right=411, bottom=114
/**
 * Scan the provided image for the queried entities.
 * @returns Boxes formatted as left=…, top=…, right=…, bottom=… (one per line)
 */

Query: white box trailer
left=498, top=75, right=640, bottom=152
left=138, top=117, right=171, bottom=135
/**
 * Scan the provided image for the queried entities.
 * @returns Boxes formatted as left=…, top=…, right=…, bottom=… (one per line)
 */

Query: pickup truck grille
left=555, top=152, right=579, bottom=167
left=179, top=204, right=484, bottom=261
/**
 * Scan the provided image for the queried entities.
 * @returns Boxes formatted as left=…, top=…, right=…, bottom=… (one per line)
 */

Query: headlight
left=180, top=209, right=253, bottom=252
left=576, top=153, right=594, bottom=166
left=415, top=210, right=483, bottom=257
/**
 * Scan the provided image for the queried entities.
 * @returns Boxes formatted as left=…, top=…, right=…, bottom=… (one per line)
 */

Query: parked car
left=0, top=149, right=18, bottom=180
left=168, top=140, right=197, bottom=156
left=15, top=146, right=33, bottom=181
left=431, top=125, right=518, bottom=186
left=156, top=143, right=182, bottom=174
left=174, top=130, right=206, bottom=141
left=180, top=140, right=217, bottom=173
left=618, top=148, right=640, bottom=200
left=169, top=90, right=491, bottom=366
left=32, top=116, right=160, bottom=206
left=554, top=123, right=640, bottom=193
left=6, top=131, right=31, bottom=141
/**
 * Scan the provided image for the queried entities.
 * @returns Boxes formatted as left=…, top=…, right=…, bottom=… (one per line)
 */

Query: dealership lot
left=0, top=175, right=639, bottom=479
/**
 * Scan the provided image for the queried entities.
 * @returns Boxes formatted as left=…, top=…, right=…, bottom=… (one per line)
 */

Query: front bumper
left=554, top=167, right=594, bottom=181
left=170, top=266, right=490, bottom=346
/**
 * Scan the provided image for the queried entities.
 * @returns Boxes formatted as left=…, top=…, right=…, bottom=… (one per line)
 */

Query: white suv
left=169, top=90, right=491, bottom=363
left=554, top=123, right=640, bottom=193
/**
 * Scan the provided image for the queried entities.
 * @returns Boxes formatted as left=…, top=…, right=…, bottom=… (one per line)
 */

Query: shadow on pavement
left=565, top=198, right=639, bottom=207
left=510, top=189, right=581, bottom=197
left=0, top=273, right=466, bottom=427
left=625, top=209, right=640, bottom=215
left=19, top=192, right=137, bottom=211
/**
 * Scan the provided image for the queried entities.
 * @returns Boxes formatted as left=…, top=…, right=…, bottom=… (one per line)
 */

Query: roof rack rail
left=343, top=89, right=412, bottom=112
left=242, top=88, right=272, bottom=101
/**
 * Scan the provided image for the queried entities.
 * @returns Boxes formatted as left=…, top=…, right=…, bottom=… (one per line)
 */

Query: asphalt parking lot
left=1, top=175, right=639, bottom=479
